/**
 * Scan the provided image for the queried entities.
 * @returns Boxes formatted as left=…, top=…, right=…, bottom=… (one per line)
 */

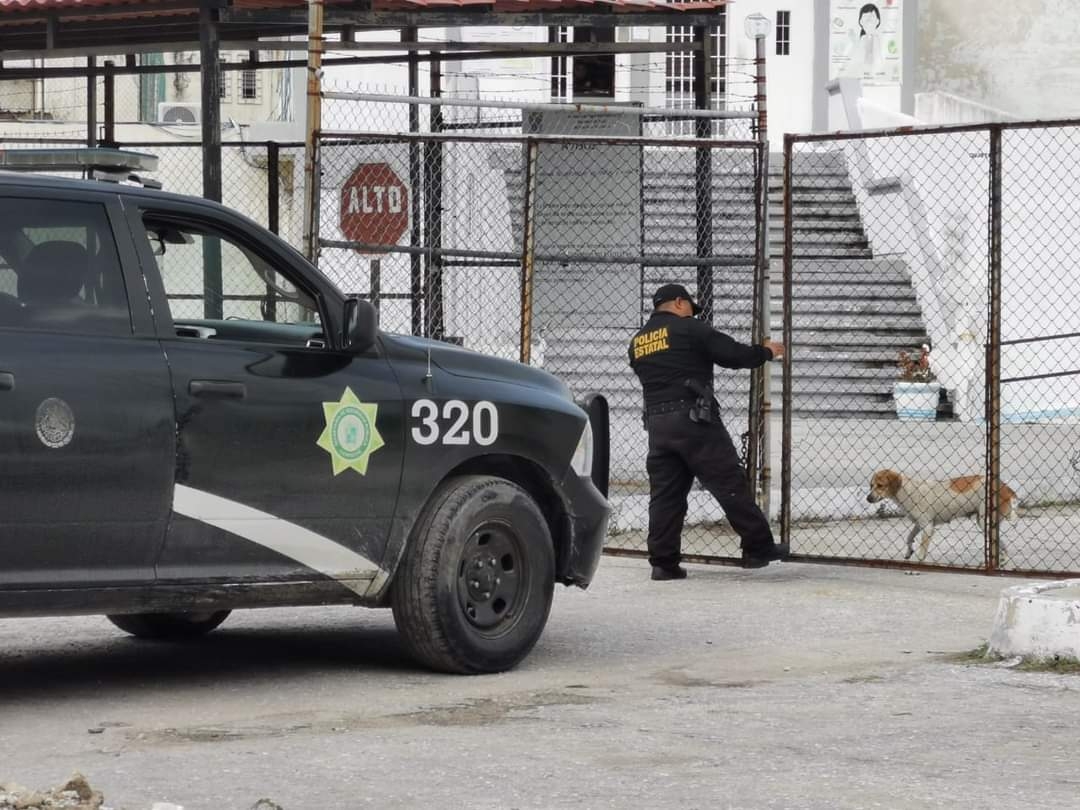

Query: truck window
left=142, top=217, right=321, bottom=328
left=0, top=198, right=131, bottom=336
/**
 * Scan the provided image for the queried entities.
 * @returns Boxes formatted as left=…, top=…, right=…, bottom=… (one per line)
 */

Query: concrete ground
left=1, top=558, right=1077, bottom=810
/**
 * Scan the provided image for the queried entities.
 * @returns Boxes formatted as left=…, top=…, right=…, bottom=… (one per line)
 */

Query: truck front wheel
left=391, top=475, right=555, bottom=674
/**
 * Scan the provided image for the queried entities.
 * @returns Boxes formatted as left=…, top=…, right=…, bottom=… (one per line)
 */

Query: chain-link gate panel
left=316, top=103, right=765, bottom=563
left=598, top=142, right=762, bottom=560
left=998, top=124, right=1080, bottom=575
left=318, top=134, right=526, bottom=352
left=782, top=130, right=992, bottom=569
left=783, top=123, right=1080, bottom=578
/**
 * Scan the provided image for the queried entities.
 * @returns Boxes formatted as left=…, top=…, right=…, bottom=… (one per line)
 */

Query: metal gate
left=782, top=121, right=1080, bottom=578
left=312, top=92, right=769, bottom=564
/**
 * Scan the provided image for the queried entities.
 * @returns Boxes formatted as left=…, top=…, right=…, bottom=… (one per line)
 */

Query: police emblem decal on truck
left=35, top=398, right=76, bottom=449
left=316, top=387, right=385, bottom=476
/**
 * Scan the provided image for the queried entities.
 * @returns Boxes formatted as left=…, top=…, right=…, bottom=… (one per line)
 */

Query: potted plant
left=893, top=344, right=940, bottom=421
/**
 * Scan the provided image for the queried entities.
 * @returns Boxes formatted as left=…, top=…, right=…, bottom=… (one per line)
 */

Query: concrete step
left=548, top=360, right=903, bottom=383
left=547, top=304, right=920, bottom=328
left=710, top=282, right=915, bottom=299
left=642, top=214, right=865, bottom=232
left=786, top=328, right=929, bottom=345
left=548, top=373, right=904, bottom=397
left=640, top=179, right=857, bottom=195
left=545, top=340, right=912, bottom=365
left=583, top=389, right=899, bottom=418
left=645, top=192, right=858, bottom=208
left=645, top=268, right=912, bottom=284
left=546, top=324, right=926, bottom=345
left=713, top=312, right=925, bottom=330
left=644, top=225, right=869, bottom=246
left=643, top=204, right=861, bottom=220
left=635, top=246, right=875, bottom=260
left=622, top=299, right=923, bottom=318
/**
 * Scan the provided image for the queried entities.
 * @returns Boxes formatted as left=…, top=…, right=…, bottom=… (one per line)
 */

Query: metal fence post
left=781, top=134, right=794, bottom=549
left=371, top=258, right=382, bottom=312
left=519, top=139, right=539, bottom=365
left=755, top=33, right=773, bottom=524
left=405, top=25, right=423, bottom=336
left=86, top=57, right=97, bottom=148
left=425, top=53, right=445, bottom=339
left=302, top=0, right=324, bottom=265
left=746, top=30, right=770, bottom=513
left=986, top=125, right=1003, bottom=571
left=103, top=61, right=116, bottom=148
left=267, top=141, right=280, bottom=235
left=692, top=25, right=714, bottom=320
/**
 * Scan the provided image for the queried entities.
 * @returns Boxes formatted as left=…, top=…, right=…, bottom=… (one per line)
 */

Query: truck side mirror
left=345, top=298, right=378, bottom=353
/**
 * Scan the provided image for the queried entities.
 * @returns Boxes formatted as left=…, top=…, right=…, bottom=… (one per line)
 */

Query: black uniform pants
left=645, top=409, right=775, bottom=568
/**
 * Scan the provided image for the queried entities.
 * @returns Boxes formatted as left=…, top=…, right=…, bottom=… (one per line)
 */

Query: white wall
left=0, top=57, right=138, bottom=125
left=0, top=53, right=293, bottom=130
left=730, top=0, right=817, bottom=148
left=917, top=0, right=1080, bottom=119
left=836, top=86, right=1080, bottom=424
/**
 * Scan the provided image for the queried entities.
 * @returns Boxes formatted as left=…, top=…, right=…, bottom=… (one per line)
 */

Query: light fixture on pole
left=743, top=12, right=771, bottom=41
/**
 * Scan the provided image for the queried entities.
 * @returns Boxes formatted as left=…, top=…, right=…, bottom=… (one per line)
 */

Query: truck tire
left=106, top=610, right=231, bottom=640
left=391, top=475, right=555, bottom=674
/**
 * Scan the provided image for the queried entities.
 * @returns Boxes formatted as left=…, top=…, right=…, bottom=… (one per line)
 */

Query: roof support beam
left=0, top=44, right=688, bottom=80
left=0, top=34, right=695, bottom=62
left=200, top=2, right=224, bottom=318
left=200, top=3, right=222, bottom=204
left=86, top=56, right=97, bottom=148
left=222, top=8, right=729, bottom=29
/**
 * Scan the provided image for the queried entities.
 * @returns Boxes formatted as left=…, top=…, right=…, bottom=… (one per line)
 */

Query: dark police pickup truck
left=0, top=150, right=609, bottom=674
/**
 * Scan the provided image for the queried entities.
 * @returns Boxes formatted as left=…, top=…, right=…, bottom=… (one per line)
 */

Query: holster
left=684, top=379, right=715, bottom=424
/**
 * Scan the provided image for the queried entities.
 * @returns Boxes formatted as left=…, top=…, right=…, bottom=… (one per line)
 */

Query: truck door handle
left=189, top=380, right=246, bottom=399
left=0, top=372, right=13, bottom=391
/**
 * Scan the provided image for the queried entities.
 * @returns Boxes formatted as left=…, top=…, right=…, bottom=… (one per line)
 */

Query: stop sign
left=339, top=162, right=409, bottom=252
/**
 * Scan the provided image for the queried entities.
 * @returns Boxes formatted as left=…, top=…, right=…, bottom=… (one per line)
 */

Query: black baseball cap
left=652, top=283, right=702, bottom=315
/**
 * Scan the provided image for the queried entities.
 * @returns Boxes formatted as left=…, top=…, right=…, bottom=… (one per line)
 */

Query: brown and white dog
left=866, top=469, right=1018, bottom=561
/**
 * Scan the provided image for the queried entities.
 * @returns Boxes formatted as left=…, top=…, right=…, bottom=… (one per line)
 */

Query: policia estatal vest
left=629, top=283, right=789, bottom=581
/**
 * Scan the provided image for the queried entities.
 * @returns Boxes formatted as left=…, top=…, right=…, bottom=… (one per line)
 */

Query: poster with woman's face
left=829, top=0, right=903, bottom=85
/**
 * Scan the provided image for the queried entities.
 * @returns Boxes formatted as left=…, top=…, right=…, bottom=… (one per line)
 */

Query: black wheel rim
left=456, top=521, right=527, bottom=636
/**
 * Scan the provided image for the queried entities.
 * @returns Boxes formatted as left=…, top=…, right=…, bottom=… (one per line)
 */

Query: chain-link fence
left=0, top=137, right=303, bottom=237
left=0, top=137, right=305, bottom=321
left=782, top=122, right=1080, bottom=577
left=316, top=93, right=767, bottom=562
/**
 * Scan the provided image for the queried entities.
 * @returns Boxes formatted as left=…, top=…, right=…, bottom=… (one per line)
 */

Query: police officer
left=629, top=283, right=788, bottom=580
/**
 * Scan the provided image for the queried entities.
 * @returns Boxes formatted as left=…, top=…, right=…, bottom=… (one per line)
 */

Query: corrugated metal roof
left=0, top=0, right=727, bottom=14
left=0, top=0, right=123, bottom=8
left=365, top=0, right=727, bottom=10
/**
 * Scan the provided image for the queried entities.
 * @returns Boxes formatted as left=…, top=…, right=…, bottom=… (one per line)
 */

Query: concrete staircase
left=500, top=148, right=936, bottom=419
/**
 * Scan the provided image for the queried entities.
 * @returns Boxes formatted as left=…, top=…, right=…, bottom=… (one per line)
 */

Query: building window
left=549, top=26, right=571, bottom=102
left=240, top=69, right=260, bottom=103
left=218, top=59, right=230, bottom=100
left=776, top=11, right=791, bottom=56
left=572, top=26, right=615, bottom=98
left=665, top=7, right=727, bottom=134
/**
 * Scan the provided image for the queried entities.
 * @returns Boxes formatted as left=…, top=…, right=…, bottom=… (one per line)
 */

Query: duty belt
left=644, top=398, right=697, bottom=416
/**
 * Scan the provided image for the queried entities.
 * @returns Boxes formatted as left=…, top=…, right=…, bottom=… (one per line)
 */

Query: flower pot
left=893, top=381, right=940, bottom=421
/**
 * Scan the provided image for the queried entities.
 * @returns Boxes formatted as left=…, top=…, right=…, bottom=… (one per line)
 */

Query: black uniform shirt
left=628, top=311, right=773, bottom=407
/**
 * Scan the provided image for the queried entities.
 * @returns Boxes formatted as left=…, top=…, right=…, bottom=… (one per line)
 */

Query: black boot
left=741, top=542, right=790, bottom=569
left=651, top=564, right=688, bottom=581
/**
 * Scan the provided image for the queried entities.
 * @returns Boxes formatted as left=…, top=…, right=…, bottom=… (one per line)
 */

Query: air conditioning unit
left=157, top=102, right=201, bottom=124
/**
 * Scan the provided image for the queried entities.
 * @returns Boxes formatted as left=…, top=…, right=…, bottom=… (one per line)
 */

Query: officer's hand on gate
left=764, top=339, right=785, bottom=360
